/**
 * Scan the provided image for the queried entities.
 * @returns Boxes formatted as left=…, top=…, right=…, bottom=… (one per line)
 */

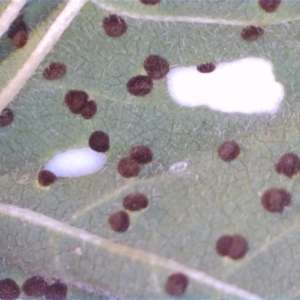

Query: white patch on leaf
left=169, top=161, right=188, bottom=173
left=44, top=147, right=107, bottom=178
left=167, top=57, right=284, bottom=114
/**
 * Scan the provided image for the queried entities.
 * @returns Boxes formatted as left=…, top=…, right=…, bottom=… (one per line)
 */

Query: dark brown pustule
left=80, top=100, right=97, bottom=119
left=108, top=210, right=130, bottom=232
left=258, top=0, right=281, bottom=13
left=38, top=170, right=57, bottom=187
left=118, top=157, right=140, bottom=178
left=22, top=276, right=48, bottom=297
left=227, top=235, right=248, bottom=260
left=7, top=14, right=27, bottom=39
left=88, top=131, right=109, bottom=152
left=45, top=282, right=67, bottom=300
left=218, top=141, right=240, bottom=162
left=140, top=0, right=161, bottom=4
left=123, top=193, right=149, bottom=211
left=12, top=29, right=28, bottom=48
left=241, top=26, right=264, bottom=41
left=0, top=278, right=20, bottom=300
left=103, top=15, right=127, bottom=37
left=261, top=188, right=291, bottom=212
left=275, top=152, right=300, bottom=178
left=0, top=108, right=13, bottom=126
left=43, top=63, right=67, bottom=80
left=197, top=63, right=216, bottom=73
left=64, top=90, right=88, bottom=114
left=143, top=55, right=170, bottom=79
left=216, top=235, right=248, bottom=259
left=130, top=145, right=153, bottom=164
left=127, top=75, right=153, bottom=96
left=216, top=235, right=233, bottom=256
left=165, top=273, right=189, bottom=296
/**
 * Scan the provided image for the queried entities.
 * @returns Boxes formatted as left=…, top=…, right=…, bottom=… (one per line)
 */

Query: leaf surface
left=1, top=0, right=300, bottom=298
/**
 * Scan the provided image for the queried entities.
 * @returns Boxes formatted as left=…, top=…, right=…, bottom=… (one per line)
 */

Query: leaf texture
left=1, top=0, right=300, bottom=298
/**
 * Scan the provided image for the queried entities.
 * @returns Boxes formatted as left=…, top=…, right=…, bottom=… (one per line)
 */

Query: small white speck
left=16, top=173, right=30, bottom=185
left=71, top=247, right=82, bottom=256
left=169, top=161, right=188, bottom=173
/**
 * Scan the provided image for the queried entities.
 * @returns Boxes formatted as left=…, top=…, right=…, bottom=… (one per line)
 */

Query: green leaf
left=1, top=0, right=300, bottom=298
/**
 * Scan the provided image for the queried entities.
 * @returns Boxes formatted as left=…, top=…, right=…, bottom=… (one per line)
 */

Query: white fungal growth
left=44, top=147, right=107, bottom=178
left=169, top=161, right=188, bottom=173
left=167, top=57, right=285, bottom=114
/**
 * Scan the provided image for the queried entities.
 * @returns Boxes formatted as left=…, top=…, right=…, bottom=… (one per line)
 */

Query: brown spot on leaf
left=7, top=14, right=26, bottom=39
left=258, top=0, right=281, bottom=12
left=0, top=278, right=20, bottom=300
left=88, top=131, right=109, bottom=152
left=80, top=100, right=97, bottom=119
left=261, top=188, right=291, bottom=212
left=130, top=145, right=153, bottom=164
left=241, top=26, right=264, bottom=41
left=218, top=141, right=240, bottom=162
left=143, top=55, right=169, bottom=79
left=228, top=235, right=248, bottom=260
left=43, top=63, right=67, bottom=80
left=45, top=282, right=67, bottom=300
left=123, top=193, right=149, bottom=211
left=216, top=235, right=233, bottom=256
left=12, top=29, right=28, bottom=48
left=140, top=0, right=161, bottom=4
left=38, top=170, right=56, bottom=187
left=118, top=157, right=140, bottom=178
left=275, top=152, right=300, bottom=178
left=64, top=90, right=88, bottom=114
left=216, top=235, right=248, bottom=260
left=22, top=276, right=48, bottom=298
left=197, top=63, right=216, bottom=73
left=0, top=108, right=13, bottom=127
left=165, top=273, right=188, bottom=296
left=127, top=75, right=153, bottom=96
left=103, top=15, right=127, bottom=37
left=108, top=210, right=130, bottom=232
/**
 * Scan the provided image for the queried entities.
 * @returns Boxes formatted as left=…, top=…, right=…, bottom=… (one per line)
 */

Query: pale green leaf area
left=22, top=0, right=62, bottom=29
left=99, top=0, right=300, bottom=24
left=1, top=0, right=300, bottom=298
